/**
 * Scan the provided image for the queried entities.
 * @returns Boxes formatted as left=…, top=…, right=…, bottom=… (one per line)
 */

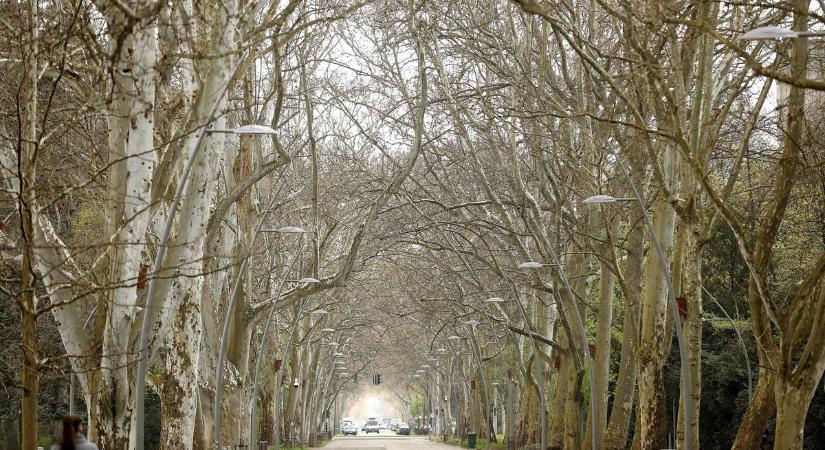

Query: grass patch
left=434, top=434, right=508, bottom=450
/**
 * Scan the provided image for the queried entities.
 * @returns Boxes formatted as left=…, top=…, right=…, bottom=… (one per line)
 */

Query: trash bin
left=467, top=432, right=477, bottom=449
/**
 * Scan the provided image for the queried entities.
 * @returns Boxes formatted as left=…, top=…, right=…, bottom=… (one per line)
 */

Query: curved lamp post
left=213, top=226, right=307, bottom=450
left=583, top=152, right=693, bottom=449
left=508, top=268, right=555, bottom=448
left=133, top=53, right=285, bottom=450
left=519, top=255, right=598, bottom=450
left=249, top=270, right=320, bottom=446
left=134, top=49, right=260, bottom=450
left=464, top=319, right=494, bottom=450
left=269, top=292, right=328, bottom=450
left=702, top=287, right=753, bottom=400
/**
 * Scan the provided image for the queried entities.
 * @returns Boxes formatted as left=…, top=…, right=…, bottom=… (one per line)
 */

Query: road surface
left=324, top=431, right=452, bottom=449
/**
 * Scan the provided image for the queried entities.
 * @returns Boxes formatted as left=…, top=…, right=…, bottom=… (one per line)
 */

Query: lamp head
left=278, top=226, right=306, bottom=233
left=582, top=194, right=617, bottom=204
left=235, top=124, right=278, bottom=135
left=741, top=26, right=799, bottom=40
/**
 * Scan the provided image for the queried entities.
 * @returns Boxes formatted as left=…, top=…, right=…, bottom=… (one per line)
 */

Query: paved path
left=324, top=433, right=453, bottom=449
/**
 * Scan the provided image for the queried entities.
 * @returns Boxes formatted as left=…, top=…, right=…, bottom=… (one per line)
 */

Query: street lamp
left=581, top=194, right=634, bottom=204
left=130, top=48, right=260, bottom=450
left=485, top=297, right=506, bottom=303
left=321, top=328, right=335, bottom=333
left=741, top=26, right=825, bottom=40
left=463, top=319, right=494, bottom=450
left=261, top=226, right=306, bottom=234
left=207, top=124, right=278, bottom=134
left=517, top=261, right=547, bottom=270
left=582, top=153, right=694, bottom=450
left=248, top=263, right=319, bottom=447
left=128, top=65, right=283, bottom=449
left=519, top=260, right=596, bottom=450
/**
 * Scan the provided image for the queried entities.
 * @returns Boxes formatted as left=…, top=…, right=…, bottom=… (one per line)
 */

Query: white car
left=365, top=420, right=380, bottom=434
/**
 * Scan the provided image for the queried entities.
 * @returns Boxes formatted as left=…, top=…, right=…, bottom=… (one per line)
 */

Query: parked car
left=365, top=420, right=381, bottom=434
left=397, top=423, right=410, bottom=435
left=343, top=424, right=358, bottom=436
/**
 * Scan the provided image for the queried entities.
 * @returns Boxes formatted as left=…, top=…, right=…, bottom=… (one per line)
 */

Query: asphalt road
left=325, top=430, right=452, bottom=449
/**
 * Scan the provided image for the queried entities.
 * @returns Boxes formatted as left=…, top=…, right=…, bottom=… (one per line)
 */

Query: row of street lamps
left=130, top=22, right=813, bottom=450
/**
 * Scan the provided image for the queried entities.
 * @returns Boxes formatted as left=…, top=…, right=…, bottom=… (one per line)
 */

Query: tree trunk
left=676, top=227, right=703, bottom=450
left=516, top=355, right=541, bottom=448
left=548, top=339, right=567, bottom=449
left=602, top=305, right=636, bottom=450
left=735, top=2, right=808, bottom=449
left=160, top=288, right=203, bottom=450
left=732, top=370, right=775, bottom=450
left=603, top=203, right=643, bottom=450
left=637, top=146, right=678, bottom=450
left=772, top=386, right=811, bottom=450
left=588, top=258, right=615, bottom=447
left=18, top=1, right=38, bottom=448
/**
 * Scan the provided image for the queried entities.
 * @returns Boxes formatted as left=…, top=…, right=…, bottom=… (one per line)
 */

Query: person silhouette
left=52, top=415, right=98, bottom=450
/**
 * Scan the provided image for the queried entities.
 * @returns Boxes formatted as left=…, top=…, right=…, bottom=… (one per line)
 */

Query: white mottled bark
left=155, top=1, right=240, bottom=447
left=637, top=146, right=679, bottom=450
left=102, top=18, right=158, bottom=450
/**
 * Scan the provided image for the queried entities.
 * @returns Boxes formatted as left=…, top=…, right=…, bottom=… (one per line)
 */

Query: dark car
left=397, top=423, right=410, bottom=435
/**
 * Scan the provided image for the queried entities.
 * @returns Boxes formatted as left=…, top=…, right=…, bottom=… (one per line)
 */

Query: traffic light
left=373, top=373, right=382, bottom=385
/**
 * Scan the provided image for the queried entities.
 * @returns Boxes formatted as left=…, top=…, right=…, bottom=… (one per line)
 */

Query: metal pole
left=492, top=385, right=498, bottom=437
left=69, top=373, right=74, bottom=416
left=543, top=245, right=597, bottom=450
left=703, top=287, right=752, bottom=400
left=214, top=217, right=298, bottom=448
left=510, top=286, right=548, bottom=450
left=134, top=48, right=249, bottom=450
left=249, top=238, right=307, bottom=444
left=507, top=378, right=515, bottom=450
left=614, top=156, right=693, bottom=449
left=274, top=297, right=311, bottom=450
left=467, top=326, right=492, bottom=450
